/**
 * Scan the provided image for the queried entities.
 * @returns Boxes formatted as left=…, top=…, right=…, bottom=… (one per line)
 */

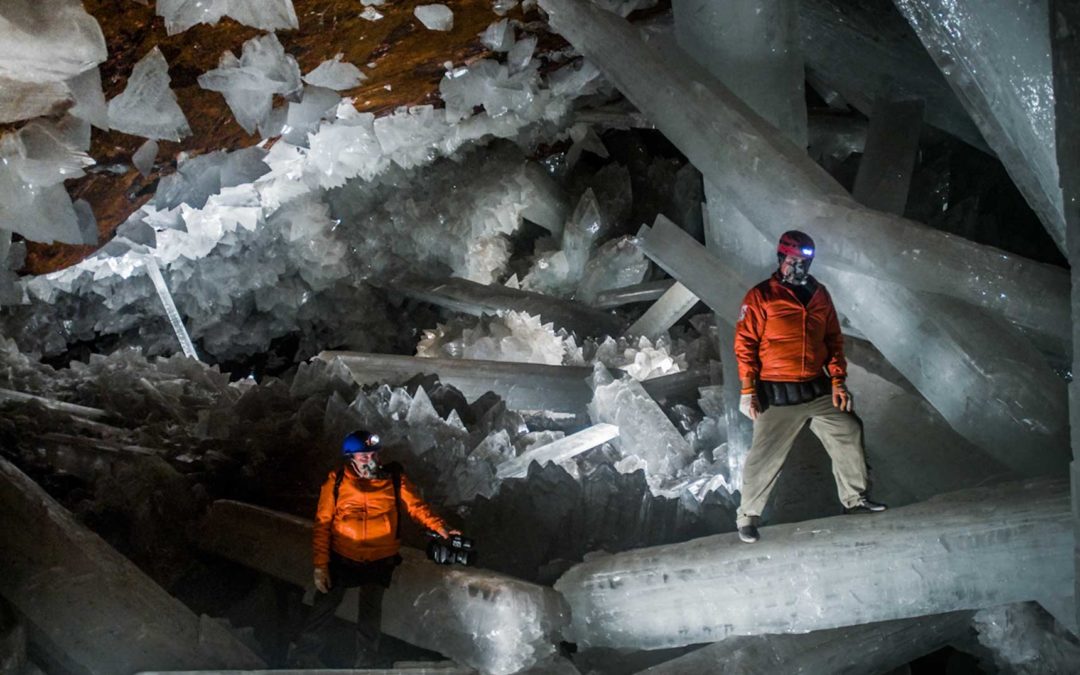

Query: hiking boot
left=738, top=525, right=760, bottom=543
left=844, top=496, right=887, bottom=514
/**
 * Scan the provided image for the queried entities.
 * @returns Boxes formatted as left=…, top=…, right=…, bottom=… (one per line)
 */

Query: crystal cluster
left=197, top=33, right=303, bottom=135
left=156, top=0, right=299, bottom=35
left=416, top=310, right=689, bottom=380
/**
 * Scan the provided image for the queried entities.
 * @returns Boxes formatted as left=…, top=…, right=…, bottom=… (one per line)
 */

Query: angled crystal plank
left=537, top=0, right=1068, bottom=342
left=389, top=274, right=624, bottom=337
left=198, top=500, right=568, bottom=675
left=799, top=0, right=987, bottom=152
left=0, top=457, right=264, bottom=674
left=497, top=423, right=620, bottom=479
left=320, top=351, right=594, bottom=414
left=851, top=96, right=924, bottom=214
left=144, top=256, right=199, bottom=360
left=895, top=0, right=1065, bottom=252
left=625, top=282, right=699, bottom=340
left=592, top=279, right=675, bottom=310
left=554, top=479, right=1072, bottom=650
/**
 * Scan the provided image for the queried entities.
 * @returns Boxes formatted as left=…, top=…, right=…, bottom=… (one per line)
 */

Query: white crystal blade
left=497, top=423, right=620, bottom=479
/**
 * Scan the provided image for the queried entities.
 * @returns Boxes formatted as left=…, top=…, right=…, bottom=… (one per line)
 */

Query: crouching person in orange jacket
left=734, top=231, right=886, bottom=545
left=291, top=429, right=459, bottom=667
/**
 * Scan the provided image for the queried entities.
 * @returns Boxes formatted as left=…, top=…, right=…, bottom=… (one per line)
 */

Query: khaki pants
left=736, top=395, right=868, bottom=528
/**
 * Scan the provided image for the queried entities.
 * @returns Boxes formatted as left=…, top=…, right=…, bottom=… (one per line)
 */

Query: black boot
left=738, top=525, right=760, bottom=543
left=844, top=496, right=887, bottom=514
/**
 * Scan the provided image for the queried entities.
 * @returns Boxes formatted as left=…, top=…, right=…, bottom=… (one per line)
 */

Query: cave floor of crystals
left=0, top=0, right=1077, bottom=673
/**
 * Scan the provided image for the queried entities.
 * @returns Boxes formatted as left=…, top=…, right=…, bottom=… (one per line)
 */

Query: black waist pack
left=758, top=375, right=831, bottom=410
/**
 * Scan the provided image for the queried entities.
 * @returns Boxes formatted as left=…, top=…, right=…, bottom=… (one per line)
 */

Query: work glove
left=738, top=392, right=761, bottom=420
left=832, top=379, right=854, bottom=412
left=313, top=567, right=331, bottom=594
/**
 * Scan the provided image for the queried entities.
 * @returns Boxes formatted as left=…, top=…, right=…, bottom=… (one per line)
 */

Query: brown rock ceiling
left=20, top=0, right=553, bottom=275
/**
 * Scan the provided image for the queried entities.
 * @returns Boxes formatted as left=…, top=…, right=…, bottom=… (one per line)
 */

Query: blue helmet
left=342, top=430, right=381, bottom=455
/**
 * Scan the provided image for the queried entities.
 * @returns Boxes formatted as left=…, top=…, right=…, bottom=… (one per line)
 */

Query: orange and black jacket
left=734, top=273, right=847, bottom=384
left=312, top=464, right=449, bottom=568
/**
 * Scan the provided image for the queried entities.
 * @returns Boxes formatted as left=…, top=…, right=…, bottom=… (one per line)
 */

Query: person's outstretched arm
left=399, top=474, right=456, bottom=537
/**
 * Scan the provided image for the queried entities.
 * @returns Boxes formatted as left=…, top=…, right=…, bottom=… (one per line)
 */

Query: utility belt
left=757, top=374, right=831, bottom=412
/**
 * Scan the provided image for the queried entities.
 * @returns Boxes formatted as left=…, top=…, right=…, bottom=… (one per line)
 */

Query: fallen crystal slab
left=0, top=457, right=264, bottom=673
left=637, top=612, right=972, bottom=675
left=198, top=499, right=568, bottom=675
left=108, top=47, right=192, bottom=141
left=625, top=281, right=698, bottom=340
left=0, top=387, right=107, bottom=419
left=497, top=423, right=620, bottom=478
left=537, top=0, right=1068, bottom=342
left=321, top=350, right=595, bottom=413
left=554, top=479, right=1072, bottom=650
left=0, top=0, right=106, bottom=83
left=390, top=274, right=624, bottom=337
left=894, top=0, right=1065, bottom=253
left=415, top=4, right=453, bottom=31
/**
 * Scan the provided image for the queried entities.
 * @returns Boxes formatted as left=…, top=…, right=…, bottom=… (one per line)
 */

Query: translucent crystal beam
left=554, top=479, right=1072, bottom=650
left=799, top=0, right=987, bottom=153
left=199, top=500, right=568, bottom=675
left=592, top=279, right=675, bottom=309
left=143, top=256, right=199, bottom=360
left=851, top=96, right=924, bottom=214
left=894, top=0, right=1066, bottom=253
left=321, top=351, right=594, bottom=413
left=637, top=612, right=972, bottom=675
left=537, top=0, right=1068, bottom=341
left=1050, top=0, right=1080, bottom=630
left=390, top=274, right=624, bottom=337
left=0, top=457, right=264, bottom=673
left=497, top=423, right=620, bottom=479
left=625, top=282, right=699, bottom=340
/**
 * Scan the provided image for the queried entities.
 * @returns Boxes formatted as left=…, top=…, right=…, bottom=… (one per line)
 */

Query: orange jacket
left=312, top=465, right=449, bottom=567
left=734, top=274, right=846, bottom=384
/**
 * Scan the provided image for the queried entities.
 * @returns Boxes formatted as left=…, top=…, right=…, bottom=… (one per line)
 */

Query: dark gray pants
left=293, top=553, right=401, bottom=661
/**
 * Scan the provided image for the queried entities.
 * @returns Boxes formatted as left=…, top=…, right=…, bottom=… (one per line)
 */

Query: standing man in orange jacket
left=292, top=429, right=459, bottom=666
left=733, top=231, right=886, bottom=544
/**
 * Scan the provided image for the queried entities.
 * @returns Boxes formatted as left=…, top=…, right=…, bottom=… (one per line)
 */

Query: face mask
left=351, top=454, right=379, bottom=478
left=780, top=257, right=812, bottom=286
